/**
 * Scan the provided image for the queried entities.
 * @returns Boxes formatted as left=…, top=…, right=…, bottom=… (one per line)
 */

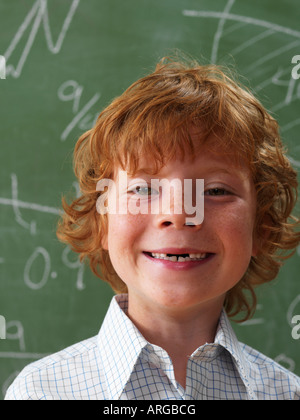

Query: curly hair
left=57, top=57, right=300, bottom=321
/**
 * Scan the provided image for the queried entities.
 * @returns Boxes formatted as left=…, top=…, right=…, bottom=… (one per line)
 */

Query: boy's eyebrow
left=203, top=168, right=238, bottom=176
left=199, top=167, right=250, bottom=181
left=128, top=167, right=158, bottom=177
left=211, top=165, right=251, bottom=175
left=203, top=168, right=231, bottom=175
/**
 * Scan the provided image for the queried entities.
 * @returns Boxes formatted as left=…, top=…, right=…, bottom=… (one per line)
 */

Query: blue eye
left=129, top=185, right=158, bottom=196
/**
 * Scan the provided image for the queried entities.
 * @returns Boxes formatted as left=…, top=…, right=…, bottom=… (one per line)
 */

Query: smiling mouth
left=143, top=251, right=211, bottom=262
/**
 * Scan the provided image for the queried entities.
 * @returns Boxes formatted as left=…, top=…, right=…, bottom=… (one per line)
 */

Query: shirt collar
left=97, top=294, right=149, bottom=400
left=97, top=294, right=256, bottom=400
left=214, top=311, right=257, bottom=400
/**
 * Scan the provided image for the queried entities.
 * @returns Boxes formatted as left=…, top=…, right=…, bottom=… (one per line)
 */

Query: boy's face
left=102, top=133, right=258, bottom=318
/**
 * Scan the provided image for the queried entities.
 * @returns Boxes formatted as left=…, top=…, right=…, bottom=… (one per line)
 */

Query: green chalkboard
left=0, top=0, right=299, bottom=399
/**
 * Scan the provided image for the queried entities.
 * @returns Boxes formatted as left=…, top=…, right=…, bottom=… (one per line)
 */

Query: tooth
left=150, top=252, right=208, bottom=261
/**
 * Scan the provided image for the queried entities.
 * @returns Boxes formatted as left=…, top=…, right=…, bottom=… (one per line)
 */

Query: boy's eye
left=129, top=185, right=159, bottom=196
left=205, top=188, right=230, bottom=196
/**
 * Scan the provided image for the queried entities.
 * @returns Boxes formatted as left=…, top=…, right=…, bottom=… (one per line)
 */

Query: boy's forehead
left=121, top=143, right=251, bottom=179
left=114, top=126, right=253, bottom=178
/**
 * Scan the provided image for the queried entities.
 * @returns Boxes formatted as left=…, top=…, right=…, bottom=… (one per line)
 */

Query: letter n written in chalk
left=0, top=315, right=6, bottom=339
left=0, top=56, right=6, bottom=79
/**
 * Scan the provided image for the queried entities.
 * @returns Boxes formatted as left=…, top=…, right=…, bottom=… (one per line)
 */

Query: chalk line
left=0, top=197, right=60, bottom=216
left=183, top=10, right=300, bottom=39
left=229, top=28, right=274, bottom=57
left=5, top=0, right=80, bottom=78
left=211, top=0, right=235, bottom=63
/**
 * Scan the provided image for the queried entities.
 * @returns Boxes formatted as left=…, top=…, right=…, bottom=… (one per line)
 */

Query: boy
left=6, top=57, right=300, bottom=400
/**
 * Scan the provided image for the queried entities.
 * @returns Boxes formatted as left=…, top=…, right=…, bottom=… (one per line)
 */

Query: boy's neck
left=126, top=297, right=223, bottom=388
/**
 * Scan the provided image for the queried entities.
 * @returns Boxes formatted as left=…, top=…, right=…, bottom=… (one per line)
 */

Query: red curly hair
left=57, top=57, right=300, bottom=321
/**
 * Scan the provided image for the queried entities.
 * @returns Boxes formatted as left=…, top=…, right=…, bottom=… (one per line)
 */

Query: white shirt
left=5, top=294, right=300, bottom=400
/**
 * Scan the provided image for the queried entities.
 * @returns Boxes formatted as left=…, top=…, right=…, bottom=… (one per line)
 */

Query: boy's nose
left=155, top=209, right=203, bottom=231
left=154, top=184, right=204, bottom=230
left=156, top=195, right=204, bottom=230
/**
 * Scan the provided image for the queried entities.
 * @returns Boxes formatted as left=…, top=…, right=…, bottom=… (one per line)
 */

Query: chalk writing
left=287, top=295, right=300, bottom=327
left=1, top=320, right=48, bottom=362
left=183, top=2, right=300, bottom=119
left=240, top=304, right=265, bottom=326
left=24, top=247, right=51, bottom=290
left=57, top=79, right=100, bottom=141
left=5, top=321, right=25, bottom=352
left=183, top=8, right=300, bottom=38
left=0, top=195, right=60, bottom=216
left=10, top=174, right=37, bottom=235
left=62, top=246, right=85, bottom=290
left=4, top=0, right=80, bottom=79
left=0, top=173, right=61, bottom=236
left=23, top=244, right=85, bottom=291
left=0, top=320, right=49, bottom=398
left=274, top=354, right=296, bottom=372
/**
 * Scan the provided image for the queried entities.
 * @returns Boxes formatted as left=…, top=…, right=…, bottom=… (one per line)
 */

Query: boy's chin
left=140, top=290, right=225, bottom=314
